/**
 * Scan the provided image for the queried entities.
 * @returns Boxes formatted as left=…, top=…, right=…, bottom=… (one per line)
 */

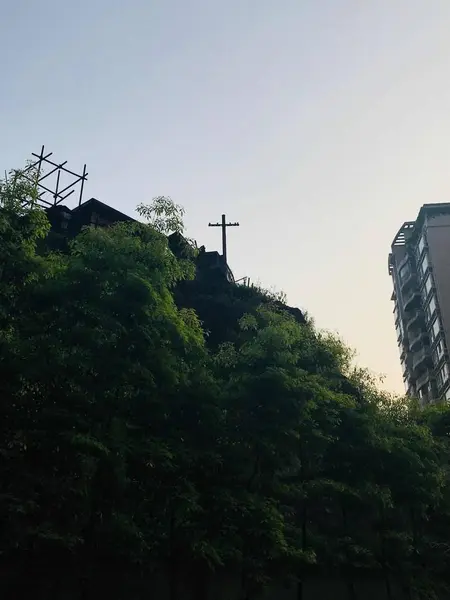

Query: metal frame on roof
left=21, top=146, right=88, bottom=208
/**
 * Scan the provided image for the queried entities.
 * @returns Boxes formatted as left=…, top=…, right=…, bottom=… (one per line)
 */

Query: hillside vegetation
left=1, top=168, right=450, bottom=599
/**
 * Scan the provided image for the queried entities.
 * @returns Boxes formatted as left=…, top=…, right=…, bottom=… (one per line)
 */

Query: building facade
left=389, top=203, right=450, bottom=405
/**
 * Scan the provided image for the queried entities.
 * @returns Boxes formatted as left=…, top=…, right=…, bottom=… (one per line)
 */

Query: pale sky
left=3, top=1, right=450, bottom=393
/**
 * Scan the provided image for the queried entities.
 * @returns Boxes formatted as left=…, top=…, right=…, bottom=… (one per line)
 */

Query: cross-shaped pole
left=208, top=214, right=239, bottom=264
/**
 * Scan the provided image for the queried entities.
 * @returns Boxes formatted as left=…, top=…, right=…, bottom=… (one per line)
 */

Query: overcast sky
left=3, top=0, right=450, bottom=392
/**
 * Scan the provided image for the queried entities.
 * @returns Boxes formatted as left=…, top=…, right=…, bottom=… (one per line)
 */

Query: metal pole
left=222, top=214, right=227, bottom=263
left=79, top=164, right=87, bottom=206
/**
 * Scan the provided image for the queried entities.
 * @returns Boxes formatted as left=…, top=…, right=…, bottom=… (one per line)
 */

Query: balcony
left=399, top=269, right=415, bottom=292
left=405, top=310, right=424, bottom=332
left=403, top=288, right=421, bottom=312
left=409, top=330, right=428, bottom=353
left=407, top=383, right=417, bottom=397
left=399, top=339, right=408, bottom=360
left=397, top=254, right=410, bottom=273
left=401, top=359, right=408, bottom=378
left=416, top=369, right=431, bottom=392
left=411, top=346, right=432, bottom=374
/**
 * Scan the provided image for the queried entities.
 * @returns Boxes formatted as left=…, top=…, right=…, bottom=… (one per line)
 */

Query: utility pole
left=208, top=214, right=239, bottom=264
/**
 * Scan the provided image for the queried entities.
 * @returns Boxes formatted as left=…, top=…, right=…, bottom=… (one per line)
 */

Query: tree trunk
left=346, top=579, right=357, bottom=600
left=168, top=513, right=179, bottom=600
left=298, top=440, right=307, bottom=600
left=402, top=582, right=413, bottom=600
left=190, top=562, right=209, bottom=600
left=384, top=573, right=392, bottom=600
left=80, top=504, right=99, bottom=600
left=341, top=504, right=357, bottom=600
left=379, top=524, right=392, bottom=600
left=50, top=565, right=64, bottom=600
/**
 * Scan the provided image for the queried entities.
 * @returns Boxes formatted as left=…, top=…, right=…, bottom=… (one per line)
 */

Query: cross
left=208, top=214, right=239, bottom=264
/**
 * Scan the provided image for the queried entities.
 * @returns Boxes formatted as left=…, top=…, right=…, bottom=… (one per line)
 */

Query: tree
left=0, top=188, right=210, bottom=597
left=2, top=164, right=450, bottom=599
left=0, top=166, right=51, bottom=324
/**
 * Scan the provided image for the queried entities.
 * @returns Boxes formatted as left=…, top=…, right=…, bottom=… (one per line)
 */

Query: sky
left=3, top=0, right=450, bottom=393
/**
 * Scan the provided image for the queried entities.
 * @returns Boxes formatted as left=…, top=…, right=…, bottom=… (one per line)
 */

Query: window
left=423, top=274, right=434, bottom=300
left=445, top=388, right=450, bottom=402
left=432, top=317, right=441, bottom=340
left=437, top=362, right=450, bottom=389
left=436, top=339, right=445, bottom=362
left=429, top=295, right=437, bottom=314
left=433, top=339, right=445, bottom=366
left=421, top=286, right=427, bottom=304
left=420, top=254, right=429, bottom=277
left=419, top=383, right=430, bottom=402
left=426, top=295, right=437, bottom=322
left=418, top=234, right=426, bottom=256
left=437, top=368, right=443, bottom=389
left=429, top=326, right=435, bottom=343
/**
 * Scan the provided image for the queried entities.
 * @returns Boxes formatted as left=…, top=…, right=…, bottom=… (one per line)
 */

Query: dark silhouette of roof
left=72, top=198, right=134, bottom=225
left=45, top=198, right=235, bottom=282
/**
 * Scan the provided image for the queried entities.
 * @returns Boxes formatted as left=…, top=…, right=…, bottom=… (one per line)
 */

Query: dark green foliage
left=1, top=170, right=450, bottom=599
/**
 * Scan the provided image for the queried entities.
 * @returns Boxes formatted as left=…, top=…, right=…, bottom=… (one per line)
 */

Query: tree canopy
left=1, top=168, right=450, bottom=599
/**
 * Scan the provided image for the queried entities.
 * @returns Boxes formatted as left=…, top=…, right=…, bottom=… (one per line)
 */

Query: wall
left=426, top=213, right=450, bottom=356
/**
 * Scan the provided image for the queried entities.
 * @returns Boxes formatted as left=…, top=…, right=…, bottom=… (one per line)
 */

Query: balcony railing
left=397, top=254, right=410, bottom=273
left=409, top=330, right=427, bottom=352
left=403, top=288, right=420, bottom=312
left=399, top=269, right=414, bottom=292
left=405, top=310, right=423, bottom=332
left=416, top=369, right=431, bottom=392
left=412, top=346, right=431, bottom=373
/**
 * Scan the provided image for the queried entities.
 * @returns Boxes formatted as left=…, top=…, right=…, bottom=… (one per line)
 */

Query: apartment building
left=388, top=203, right=450, bottom=405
